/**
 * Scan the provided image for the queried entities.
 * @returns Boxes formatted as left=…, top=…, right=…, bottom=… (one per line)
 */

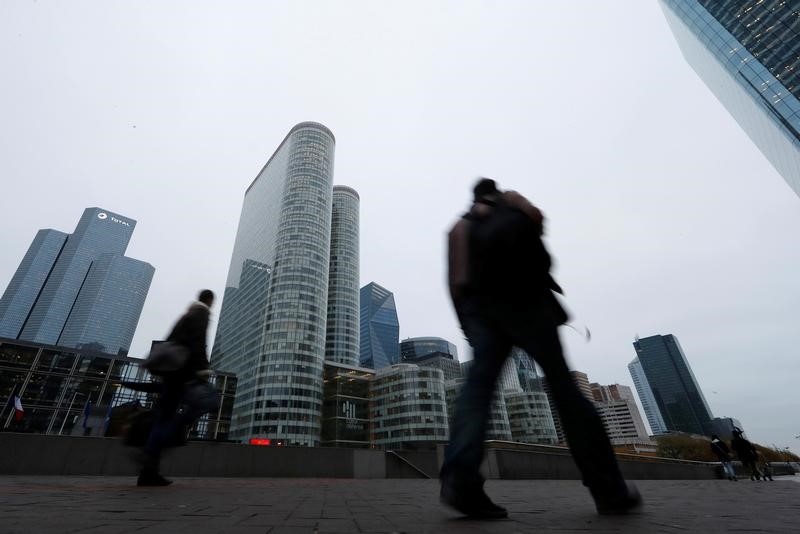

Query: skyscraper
left=359, top=282, right=399, bottom=369
left=589, top=383, right=651, bottom=446
left=325, top=186, right=360, bottom=367
left=628, top=357, right=668, bottom=435
left=211, top=122, right=337, bottom=445
left=632, top=334, right=714, bottom=436
left=660, top=0, right=800, bottom=197
left=400, top=337, right=458, bottom=362
left=0, top=208, right=153, bottom=355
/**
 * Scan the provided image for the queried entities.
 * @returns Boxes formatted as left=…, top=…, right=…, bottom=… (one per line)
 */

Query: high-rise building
left=400, top=337, right=460, bottom=381
left=359, top=282, right=399, bottom=369
left=370, top=364, right=448, bottom=449
left=325, top=186, right=360, bottom=367
left=589, top=383, right=651, bottom=447
left=453, top=360, right=512, bottom=441
left=632, top=334, right=714, bottom=436
left=210, top=122, right=337, bottom=445
left=321, top=361, right=374, bottom=448
left=400, top=337, right=458, bottom=362
left=0, top=208, right=153, bottom=355
left=628, top=357, right=668, bottom=435
left=660, top=0, right=800, bottom=198
left=504, top=390, right=559, bottom=445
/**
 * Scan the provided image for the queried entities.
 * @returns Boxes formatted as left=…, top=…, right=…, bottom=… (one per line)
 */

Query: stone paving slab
left=0, top=476, right=797, bottom=533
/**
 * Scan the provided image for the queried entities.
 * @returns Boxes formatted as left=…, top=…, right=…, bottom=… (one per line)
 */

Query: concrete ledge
left=3, top=433, right=786, bottom=480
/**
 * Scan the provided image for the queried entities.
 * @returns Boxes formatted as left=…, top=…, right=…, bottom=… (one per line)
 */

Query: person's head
left=473, top=177, right=500, bottom=204
left=198, top=289, right=215, bottom=307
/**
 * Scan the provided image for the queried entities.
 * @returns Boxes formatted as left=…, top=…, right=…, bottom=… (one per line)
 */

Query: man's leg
left=513, top=323, right=640, bottom=513
left=440, top=309, right=511, bottom=518
left=140, top=381, right=183, bottom=485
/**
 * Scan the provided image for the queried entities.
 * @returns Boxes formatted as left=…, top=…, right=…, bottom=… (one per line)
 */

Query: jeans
left=142, top=378, right=187, bottom=472
left=721, top=461, right=736, bottom=478
left=441, top=299, right=626, bottom=495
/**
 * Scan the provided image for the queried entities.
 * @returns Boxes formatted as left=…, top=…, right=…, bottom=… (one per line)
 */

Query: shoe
left=137, top=473, right=173, bottom=487
left=440, top=480, right=508, bottom=519
left=593, top=482, right=643, bottom=515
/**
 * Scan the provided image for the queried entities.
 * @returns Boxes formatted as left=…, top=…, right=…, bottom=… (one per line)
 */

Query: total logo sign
left=97, top=212, right=131, bottom=227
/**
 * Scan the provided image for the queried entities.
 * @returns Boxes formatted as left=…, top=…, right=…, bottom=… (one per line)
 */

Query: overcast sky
left=1, top=1, right=798, bottom=453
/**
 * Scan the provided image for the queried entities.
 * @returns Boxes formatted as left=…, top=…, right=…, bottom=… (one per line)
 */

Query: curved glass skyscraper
left=325, top=186, right=360, bottom=367
left=211, top=122, right=336, bottom=445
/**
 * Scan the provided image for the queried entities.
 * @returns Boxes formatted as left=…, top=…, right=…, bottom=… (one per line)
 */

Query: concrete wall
left=0, top=434, right=386, bottom=478
left=2, top=433, right=792, bottom=480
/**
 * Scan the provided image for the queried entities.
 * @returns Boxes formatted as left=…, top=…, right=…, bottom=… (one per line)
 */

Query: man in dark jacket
left=138, top=289, right=214, bottom=486
left=710, top=434, right=736, bottom=481
left=440, top=178, right=641, bottom=519
left=731, top=429, right=763, bottom=481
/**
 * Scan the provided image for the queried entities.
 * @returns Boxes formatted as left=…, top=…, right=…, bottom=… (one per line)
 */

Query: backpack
left=465, top=199, right=567, bottom=324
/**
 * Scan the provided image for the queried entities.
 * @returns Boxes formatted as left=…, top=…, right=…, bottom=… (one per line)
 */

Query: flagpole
left=58, top=391, right=82, bottom=436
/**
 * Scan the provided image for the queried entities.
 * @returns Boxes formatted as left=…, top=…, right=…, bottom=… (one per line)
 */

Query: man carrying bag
left=137, top=289, right=219, bottom=486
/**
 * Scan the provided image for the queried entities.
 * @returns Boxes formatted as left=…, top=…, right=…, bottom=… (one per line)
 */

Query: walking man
left=710, top=434, right=737, bottom=481
left=138, top=289, right=215, bottom=486
left=731, top=429, right=763, bottom=481
left=440, top=178, right=641, bottom=519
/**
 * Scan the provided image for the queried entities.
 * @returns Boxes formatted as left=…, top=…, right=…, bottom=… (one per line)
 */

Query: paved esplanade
left=1, top=477, right=797, bottom=533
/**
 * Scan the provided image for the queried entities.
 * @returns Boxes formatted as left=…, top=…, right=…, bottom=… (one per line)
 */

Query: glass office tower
left=0, top=229, right=68, bottom=339
left=359, top=282, right=400, bottom=369
left=211, top=122, right=336, bottom=445
left=0, top=208, right=153, bottom=355
left=628, top=357, right=668, bottom=435
left=660, top=0, right=800, bottom=197
left=325, top=186, right=360, bottom=367
left=632, top=334, right=713, bottom=436
left=400, top=337, right=458, bottom=362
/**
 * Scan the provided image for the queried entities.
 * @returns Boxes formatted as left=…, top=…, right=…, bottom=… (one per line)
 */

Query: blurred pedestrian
left=731, top=429, right=762, bottom=481
left=440, top=178, right=641, bottom=519
left=760, top=455, right=774, bottom=481
left=710, top=434, right=736, bottom=481
left=137, top=289, right=217, bottom=487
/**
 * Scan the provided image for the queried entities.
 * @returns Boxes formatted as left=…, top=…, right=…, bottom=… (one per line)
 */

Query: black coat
left=731, top=435, right=757, bottom=462
left=166, top=302, right=211, bottom=381
left=710, top=439, right=731, bottom=462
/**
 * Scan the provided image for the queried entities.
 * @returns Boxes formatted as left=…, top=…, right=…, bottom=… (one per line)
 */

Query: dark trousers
left=442, top=300, right=626, bottom=495
left=142, top=378, right=185, bottom=473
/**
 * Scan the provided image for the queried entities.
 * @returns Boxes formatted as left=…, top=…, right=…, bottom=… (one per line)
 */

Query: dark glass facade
left=359, top=282, right=400, bottom=369
left=0, top=208, right=153, bottom=355
left=211, top=122, right=336, bottom=445
left=58, top=254, right=154, bottom=355
left=632, top=334, right=714, bottom=436
left=0, top=230, right=68, bottom=339
left=320, top=361, right=373, bottom=448
left=660, top=0, right=800, bottom=197
left=400, top=336, right=458, bottom=362
left=698, top=0, right=800, bottom=98
left=0, top=337, right=236, bottom=440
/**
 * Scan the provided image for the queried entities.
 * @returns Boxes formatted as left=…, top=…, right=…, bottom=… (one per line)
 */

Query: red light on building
left=249, top=438, right=271, bottom=446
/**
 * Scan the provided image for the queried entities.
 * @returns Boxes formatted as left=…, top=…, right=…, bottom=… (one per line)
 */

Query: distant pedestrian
left=731, top=429, right=762, bottom=481
left=440, top=178, right=641, bottom=519
left=710, top=434, right=736, bottom=481
left=137, top=289, right=217, bottom=487
left=760, top=455, right=774, bottom=481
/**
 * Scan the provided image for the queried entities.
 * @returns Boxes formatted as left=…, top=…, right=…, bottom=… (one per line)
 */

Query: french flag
left=13, top=396, right=24, bottom=421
